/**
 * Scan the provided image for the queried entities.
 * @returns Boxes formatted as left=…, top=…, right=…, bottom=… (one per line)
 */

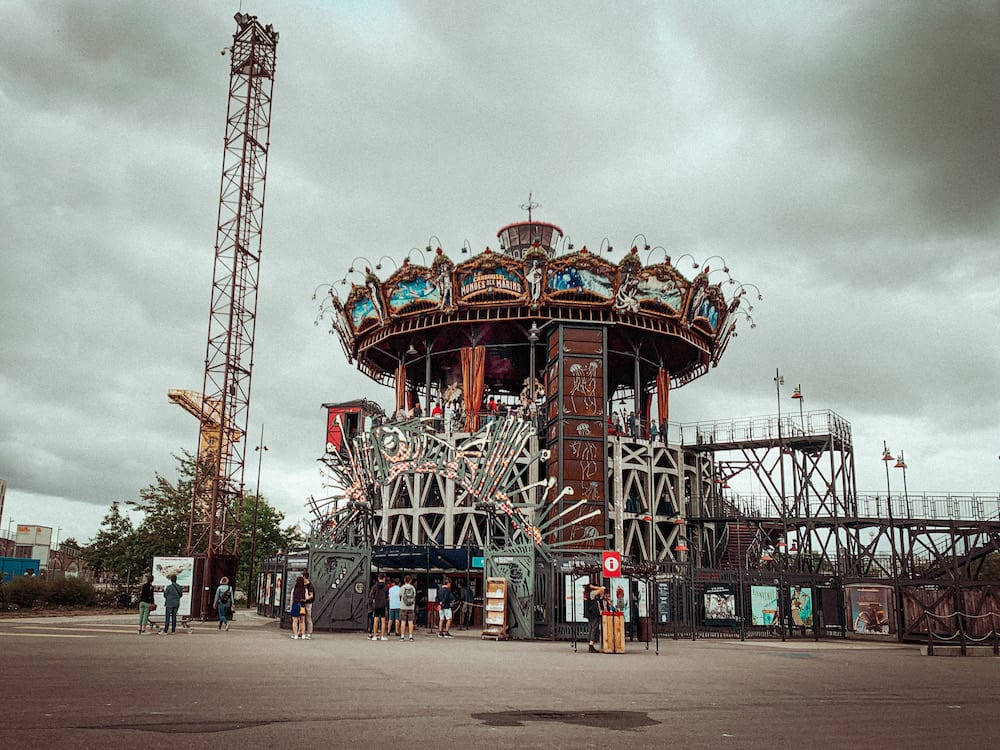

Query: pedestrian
left=388, top=577, right=402, bottom=638
left=399, top=575, right=417, bottom=641
left=370, top=572, right=390, bottom=640
left=583, top=583, right=607, bottom=653
left=137, top=573, right=154, bottom=635
left=290, top=574, right=306, bottom=640
left=436, top=579, right=455, bottom=638
left=213, top=576, right=234, bottom=631
left=461, top=581, right=475, bottom=629
left=302, top=572, right=315, bottom=640
left=161, top=574, right=183, bottom=635
left=650, top=421, right=658, bottom=442
left=627, top=411, right=637, bottom=438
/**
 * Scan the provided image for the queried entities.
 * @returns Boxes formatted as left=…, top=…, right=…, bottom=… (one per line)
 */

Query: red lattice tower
left=186, top=13, right=278, bottom=599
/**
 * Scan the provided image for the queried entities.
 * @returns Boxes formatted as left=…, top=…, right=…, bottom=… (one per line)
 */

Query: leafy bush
left=47, top=577, right=98, bottom=607
left=0, top=577, right=48, bottom=608
left=0, top=577, right=98, bottom=608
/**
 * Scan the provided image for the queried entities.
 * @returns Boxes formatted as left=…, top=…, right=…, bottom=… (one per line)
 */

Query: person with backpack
left=399, top=575, right=417, bottom=641
left=213, top=576, right=234, bottom=631
left=161, top=574, right=183, bottom=635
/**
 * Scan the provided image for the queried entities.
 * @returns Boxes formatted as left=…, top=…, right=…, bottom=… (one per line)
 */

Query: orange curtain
left=395, top=361, right=406, bottom=416
left=656, top=368, right=670, bottom=426
left=461, top=345, right=486, bottom=432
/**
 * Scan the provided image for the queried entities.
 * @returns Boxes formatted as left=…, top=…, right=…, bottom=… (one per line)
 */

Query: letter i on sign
left=602, top=551, right=621, bottom=578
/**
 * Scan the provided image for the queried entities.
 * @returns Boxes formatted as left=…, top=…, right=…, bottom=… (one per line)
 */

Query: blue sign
left=472, top=556, right=485, bottom=569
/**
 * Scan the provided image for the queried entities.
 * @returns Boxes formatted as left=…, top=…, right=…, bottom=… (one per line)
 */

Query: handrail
left=924, top=609, right=1000, bottom=656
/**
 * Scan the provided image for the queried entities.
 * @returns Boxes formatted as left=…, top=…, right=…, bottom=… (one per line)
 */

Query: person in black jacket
left=370, top=573, right=390, bottom=640
left=437, top=579, right=456, bottom=638
left=137, top=574, right=155, bottom=635
left=583, top=583, right=607, bottom=653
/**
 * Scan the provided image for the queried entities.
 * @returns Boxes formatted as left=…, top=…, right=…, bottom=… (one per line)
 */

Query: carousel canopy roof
left=319, top=220, right=760, bottom=397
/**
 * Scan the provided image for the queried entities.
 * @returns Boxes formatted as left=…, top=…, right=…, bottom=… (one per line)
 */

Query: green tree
left=82, top=452, right=301, bottom=596
left=127, top=451, right=198, bottom=563
left=81, top=502, right=144, bottom=586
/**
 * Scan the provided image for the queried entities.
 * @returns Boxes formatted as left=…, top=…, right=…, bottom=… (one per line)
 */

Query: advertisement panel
left=703, top=583, right=736, bottom=626
left=284, top=556, right=309, bottom=612
left=608, top=577, right=631, bottom=619
left=790, top=585, right=814, bottom=628
left=750, top=585, right=779, bottom=626
left=636, top=582, right=648, bottom=618
left=565, top=574, right=590, bottom=623
left=656, top=581, right=671, bottom=623
left=152, top=556, right=195, bottom=617
left=848, top=585, right=893, bottom=634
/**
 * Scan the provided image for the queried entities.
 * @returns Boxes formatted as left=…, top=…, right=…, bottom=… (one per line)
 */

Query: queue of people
left=367, top=574, right=478, bottom=640
left=135, top=570, right=479, bottom=640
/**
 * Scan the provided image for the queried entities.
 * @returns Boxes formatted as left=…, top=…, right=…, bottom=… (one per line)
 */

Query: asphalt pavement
left=1, top=610, right=997, bottom=749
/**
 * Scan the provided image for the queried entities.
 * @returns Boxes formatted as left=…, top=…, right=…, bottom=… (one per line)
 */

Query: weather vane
left=520, top=192, right=540, bottom=222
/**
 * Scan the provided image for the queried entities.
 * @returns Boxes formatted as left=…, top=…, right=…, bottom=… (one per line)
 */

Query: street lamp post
left=774, top=369, right=790, bottom=627
left=894, top=451, right=910, bottom=518
left=882, top=441, right=903, bottom=641
left=247, top=425, right=268, bottom=607
left=773, top=369, right=788, bottom=516
left=528, top=322, right=540, bottom=436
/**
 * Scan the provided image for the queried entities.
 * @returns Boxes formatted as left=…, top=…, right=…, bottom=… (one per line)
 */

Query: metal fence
left=674, top=410, right=852, bottom=447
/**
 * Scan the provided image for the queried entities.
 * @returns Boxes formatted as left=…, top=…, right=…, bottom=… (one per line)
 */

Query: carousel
left=317, top=212, right=759, bottom=553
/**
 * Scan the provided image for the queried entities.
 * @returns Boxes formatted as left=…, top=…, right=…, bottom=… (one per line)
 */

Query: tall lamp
left=247, top=425, right=268, bottom=607
left=882, top=441, right=903, bottom=641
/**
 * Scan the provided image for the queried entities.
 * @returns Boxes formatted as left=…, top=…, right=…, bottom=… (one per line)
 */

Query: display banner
left=565, top=574, right=590, bottom=622
left=284, top=556, right=309, bottom=612
left=152, top=556, right=195, bottom=617
left=790, top=585, right=814, bottom=628
left=750, top=585, right=779, bottom=625
left=703, top=583, right=736, bottom=626
left=848, top=585, right=893, bottom=634
left=656, top=581, right=671, bottom=623
left=608, top=577, right=631, bottom=619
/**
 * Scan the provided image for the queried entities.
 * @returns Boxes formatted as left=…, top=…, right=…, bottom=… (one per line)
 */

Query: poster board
left=790, top=585, right=813, bottom=628
left=481, top=576, right=508, bottom=640
left=607, top=576, right=631, bottom=619
left=284, top=558, right=309, bottom=612
left=750, top=585, right=779, bottom=626
left=703, top=583, right=736, bottom=626
left=152, top=556, right=195, bottom=617
left=565, top=574, right=590, bottom=623
left=656, top=580, right=671, bottom=623
left=847, top=585, right=893, bottom=635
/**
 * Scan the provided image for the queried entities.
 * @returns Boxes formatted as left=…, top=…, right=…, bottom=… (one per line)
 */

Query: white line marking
left=0, top=632, right=96, bottom=639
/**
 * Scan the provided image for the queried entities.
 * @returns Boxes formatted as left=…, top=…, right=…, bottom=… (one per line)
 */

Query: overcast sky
left=2, top=1, right=998, bottom=544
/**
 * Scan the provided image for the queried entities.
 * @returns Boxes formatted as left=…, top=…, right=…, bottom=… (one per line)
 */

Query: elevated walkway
left=675, top=410, right=852, bottom=453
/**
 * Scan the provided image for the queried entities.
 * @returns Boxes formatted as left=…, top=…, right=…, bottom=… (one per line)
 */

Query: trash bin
left=637, top=615, right=652, bottom=642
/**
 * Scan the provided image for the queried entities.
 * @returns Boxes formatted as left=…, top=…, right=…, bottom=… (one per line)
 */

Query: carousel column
left=424, top=343, right=433, bottom=417
left=544, top=323, right=608, bottom=552
left=612, top=435, right=625, bottom=554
